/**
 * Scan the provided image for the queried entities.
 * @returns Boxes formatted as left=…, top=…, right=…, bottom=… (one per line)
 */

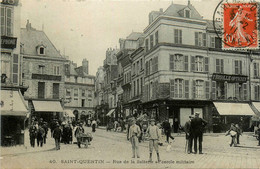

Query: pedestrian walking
left=184, top=115, right=194, bottom=154
left=235, top=124, right=242, bottom=144
left=226, top=123, right=237, bottom=147
left=91, top=119, right=97, bottom=132
left=162, top=119, right=174, bottom=143
left=128, top=119, right=141, bottom=158
left=29, top=123, right=37, bottom=147
left=147, top=119, right=160, bottom=162
left=36, top=125, right=45, bottom=147
left=53, top=123, right=62, bottom=150
left=75, top=122, right=85, bottom=148
left=190, top=112, right=207, bottom=154
left=42, top=122, right=48, bottom=144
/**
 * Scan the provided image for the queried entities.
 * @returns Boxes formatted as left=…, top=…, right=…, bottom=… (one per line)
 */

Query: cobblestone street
left=1, top=127, right=260, bottom=169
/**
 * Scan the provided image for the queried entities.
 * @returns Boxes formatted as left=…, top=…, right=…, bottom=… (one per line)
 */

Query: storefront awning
left=213, top=102, right=255, bottom=116
left=64, top=109, right=75, bottom=117
left=1, top=90, right=28, bottom=116
left=33, top=101, right=63, bottom=112
left=106, top=109, right=115, bottom=116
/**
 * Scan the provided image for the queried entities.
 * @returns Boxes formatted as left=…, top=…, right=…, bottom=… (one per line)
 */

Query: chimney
left=188, top=0, right=191, bottom=6
left=82, top=58, right=89, bottom=75
left=26, top=20, right=30, bottom=30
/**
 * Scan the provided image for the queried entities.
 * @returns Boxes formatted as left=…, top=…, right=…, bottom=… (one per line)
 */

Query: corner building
left=142, top=3, right=259, bottom=132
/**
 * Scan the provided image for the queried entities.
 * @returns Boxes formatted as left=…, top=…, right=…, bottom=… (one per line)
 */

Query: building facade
left=1, top=0, right=28, bottom=145
left=141, top=2, right=259, bottom=132
left=64, top=59, right=95, bottom=122
left=21, top=21, right=66, bottom=123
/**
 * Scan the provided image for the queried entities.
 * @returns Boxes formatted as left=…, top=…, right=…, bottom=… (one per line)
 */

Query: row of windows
left=145, top=56, right=158, bottom=75
left=132, top=77, right=143, bottom=97
left=145, top=31, right=158, bottom=52
left=145, top=29, right=221, bottom=52
left=66, top=88, right=93, bottom=99
left=38, top=82, right=59, bottom=99
left=132, top=58, right=143, bottom=76
left=38, top=65, right=61, bottom=75
left=145, top=80, right=248, bottom=101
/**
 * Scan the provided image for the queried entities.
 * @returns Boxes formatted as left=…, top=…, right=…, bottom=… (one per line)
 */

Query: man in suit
left=191, top=112, right=207, bottom=154
left=162, top=119, right=174, bottom=143
left=184, top=115, right=194, bottom=154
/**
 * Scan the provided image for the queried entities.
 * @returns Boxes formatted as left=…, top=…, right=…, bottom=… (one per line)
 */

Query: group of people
left=29, top=118, right=48, bottom=147
left=128, top=118, right=161, bottom=162
left=184, top=112, right=208, bottom=154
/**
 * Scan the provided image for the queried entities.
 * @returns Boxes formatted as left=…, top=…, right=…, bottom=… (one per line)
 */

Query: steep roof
left=21, top=28, right=62, bottom=58
left=164, top=3, right=203, bottom=20
left=126, top=32, right=143, bottom=40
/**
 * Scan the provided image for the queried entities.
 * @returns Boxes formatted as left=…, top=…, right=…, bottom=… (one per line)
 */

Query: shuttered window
left=234, top=60, right=242, bottom=75
left=212, top=81, right=216, bottom=100
left=170, top=79, right=175, bottom=98
left=184, top=80, right=189, bottom=99
left=216, top=59, right=224, bottom=73
left=174, top=29, right=182, bottom=44
left=12, top=54, right=18, bottom=84
left=254, top=62, right=259, bottom=78
left=205, top=81, right=210, bottom=99
left=195, top=32, right=206, bottom=47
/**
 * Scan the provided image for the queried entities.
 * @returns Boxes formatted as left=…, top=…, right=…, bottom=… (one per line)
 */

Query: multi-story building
left=94, top=66, right=106, bottom=124
left=103, top=48, right=119, bottom=123
left=116, top=32, right=143, bottom=118
left=64, top=59, right=95, bottom=121
left=21, top=21, right=66, bottom=123
left=141, top=2, right=259, bottom=132
left=1, top=0, right=28, bottom=145
left=128, top=36, right=145, bottom=117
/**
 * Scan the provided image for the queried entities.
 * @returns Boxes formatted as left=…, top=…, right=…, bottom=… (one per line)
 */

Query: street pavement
left=1, top=127, right=260, bottom=169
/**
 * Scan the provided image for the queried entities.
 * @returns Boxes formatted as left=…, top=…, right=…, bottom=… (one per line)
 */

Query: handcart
left=79, top=133, right=93, bottom=148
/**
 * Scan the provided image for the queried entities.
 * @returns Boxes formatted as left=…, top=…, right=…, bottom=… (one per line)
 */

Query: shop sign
left=1, top=0, right=19, bottom=6
left=212, top=73, right=248, bottom=83
left=1, top=36, right=17, bottom=49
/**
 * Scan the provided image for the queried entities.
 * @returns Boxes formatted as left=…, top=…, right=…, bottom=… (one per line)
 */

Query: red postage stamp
left=223, top=3, right=258, bottom=49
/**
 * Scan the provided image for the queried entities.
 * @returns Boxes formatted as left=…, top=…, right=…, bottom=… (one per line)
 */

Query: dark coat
left=184, top=120, right=191, bottom=134
left=53, top=127, right=62, bottom=140
left=190, top=117, right=207, bottom=136
left=29, top=125, right=37, bottom=138
left=162, top=121, right=171, bottom=133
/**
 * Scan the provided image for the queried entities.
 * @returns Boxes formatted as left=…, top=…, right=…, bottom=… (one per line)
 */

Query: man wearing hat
left=128, top=118, right=141, bottom=158
left=184, top=115, right=194, bottom=154
left=75, top=122, right=85, bottom=148
left=53, top=123, right=62, bottom=150
left=147, top=119, right=160, bottom=162
left=190, top=112, right=207, bottom=154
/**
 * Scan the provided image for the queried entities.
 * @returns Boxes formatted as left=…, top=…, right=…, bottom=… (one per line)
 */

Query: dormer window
left=40, top=47, right=44, bottom=55
left=36, top=44, right=46, bottom=56
left=185, top=9, right=191, bottom=18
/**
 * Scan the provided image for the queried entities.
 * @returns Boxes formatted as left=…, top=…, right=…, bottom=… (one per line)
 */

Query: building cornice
left=22, top=54, right=67, bottom=62
left=65, top=82, right=95, bottom=87
left=144, top=15, right=207, bottom=33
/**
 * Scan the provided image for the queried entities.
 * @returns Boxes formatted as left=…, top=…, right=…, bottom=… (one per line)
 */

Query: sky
left=20, top=0, right=220, bottom=76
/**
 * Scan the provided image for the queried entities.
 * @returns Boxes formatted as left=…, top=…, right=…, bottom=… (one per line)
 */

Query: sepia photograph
left=1, top=0, right=260, bottom=168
